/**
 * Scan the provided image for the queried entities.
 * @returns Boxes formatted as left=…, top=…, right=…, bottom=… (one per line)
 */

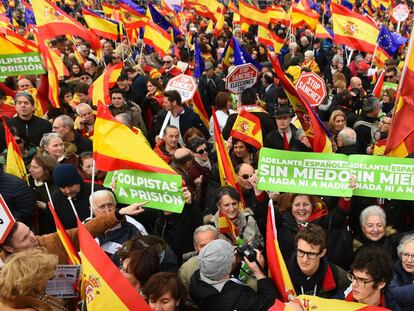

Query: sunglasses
left=385, top=75, right=395, bottom=79
left=195, top=148, right=208, bottom=154
left=163, top=60, right=172, bottom=64
left=240, top=174, right=253, bottom=180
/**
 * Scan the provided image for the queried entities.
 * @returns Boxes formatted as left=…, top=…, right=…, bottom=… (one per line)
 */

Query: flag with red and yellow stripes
left=230, top=109, right=263, bottom=149
left=3, top=119, right=27, bottom=181
left=143, top=20, right=172, bottom=57
left=88, top=62, right=123, bottom=107
left=218, top=211, right=239, bottom=243
left=385, top=32, right=414, bottom=157
left=78, top=219, right=151, bottom=310
left=258, top=25, right=284, bottom=54
left=47, top=202, right=80, bottom=264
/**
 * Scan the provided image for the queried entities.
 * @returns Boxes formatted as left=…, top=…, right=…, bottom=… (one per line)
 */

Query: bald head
left=172, top=148, right=194, bottom=168
left=350, top=77, right=363, bottom=89
left=17, top=78, right=33, bottom=91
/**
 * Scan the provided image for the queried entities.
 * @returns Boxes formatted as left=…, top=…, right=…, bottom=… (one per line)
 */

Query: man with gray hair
left=179, top=225, right=219, bottom=289
left=189, top=239, right=279, bottom=310
left=76, top=103, right=95, bottom=139
left=324, top=54, right=351, bottom=85
left=52, top=114, right=92, bottom=154
left=336, top=127, right=358, bottom=155
left=88, top=189, right=147, bottom=259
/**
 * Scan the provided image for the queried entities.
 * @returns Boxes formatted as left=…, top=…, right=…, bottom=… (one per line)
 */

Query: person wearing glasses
left=205, top=186, right=263, bottom=246
left=160, top=55, right=182, bottom=87
left=384, top=66, right=399, bottom=84
left=366, top=113, right=392, bottom=156
left=389, top=234, right=414, bottom=311
left=342, top=246, right=402, bottom=310
left=288, top=224, right=349, bottom=298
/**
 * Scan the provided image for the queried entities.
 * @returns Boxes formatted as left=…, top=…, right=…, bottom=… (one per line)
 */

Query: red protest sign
left=165, top=74, right=197, bottom=103
left=295, top=72, right=327, bottom=107
left=226, top=63, right=258, bottom=94
left=0, top=194, right=15, bottom=244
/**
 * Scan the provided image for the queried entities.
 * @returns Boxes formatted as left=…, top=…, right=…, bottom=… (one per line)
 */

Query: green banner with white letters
left=0, top=52, right=45, bottom=76
left=257, top=148, right=414, bottom=200
left=104, top=170, right=185, bottom=213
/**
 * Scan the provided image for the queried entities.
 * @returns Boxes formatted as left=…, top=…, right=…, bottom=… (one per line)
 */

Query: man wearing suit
left=264, top=106, right=297, bottom=150
left=261, top=71, right=278, bottom=117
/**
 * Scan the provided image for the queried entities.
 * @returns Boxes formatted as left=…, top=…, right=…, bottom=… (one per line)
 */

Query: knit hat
left=53, top=164, right=82, bottom=188
left=198, top=239, right=234, bottom=281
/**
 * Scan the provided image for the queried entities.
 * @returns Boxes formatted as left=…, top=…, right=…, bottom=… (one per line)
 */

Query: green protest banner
left=0, top=52, right=45, bottom=76
left=381, top=81, right=398, bottom=95
left=104, top=170, right=185, bottom=213
left=257, top=148, right=414, bottom=200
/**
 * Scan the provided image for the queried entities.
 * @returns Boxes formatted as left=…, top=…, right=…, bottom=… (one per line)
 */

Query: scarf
left=194, top=157, right=211, bottom=170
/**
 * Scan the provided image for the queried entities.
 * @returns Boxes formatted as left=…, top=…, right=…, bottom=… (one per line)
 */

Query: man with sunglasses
left=341, top=246, right=402, bottom=310
left=160, top=55, right=182, bottom=87
left=288, top=224, right=349, bottom=298
left=384, top=66, right=399, bottom=84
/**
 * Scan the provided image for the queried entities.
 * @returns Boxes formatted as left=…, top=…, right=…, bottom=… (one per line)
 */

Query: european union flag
left=148, top=3, right=180, bottom=39
left=222, top=37, right=262, bottom=71
left=377, top=25, right=407, bottom=56
left=25, top=7, right=36, bottom=25
left=194, top=40, right=205, bottom=79
left=118, top=0, right=145, bottom=15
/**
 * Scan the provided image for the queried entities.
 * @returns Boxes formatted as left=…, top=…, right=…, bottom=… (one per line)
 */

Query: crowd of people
left=0, top=0, right=413, bottom=310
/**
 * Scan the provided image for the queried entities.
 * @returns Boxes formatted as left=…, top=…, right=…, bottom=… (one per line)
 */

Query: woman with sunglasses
left=186, top=137, right=211, bottom=209
left=230, top=138, right=258, bottom=169
left=205, top=186, right=263, bottom=246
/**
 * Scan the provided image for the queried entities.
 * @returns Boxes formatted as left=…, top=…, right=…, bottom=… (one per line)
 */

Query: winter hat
left=53, top=164, right=82, bottom=188
left=198, top=239, right=234, bottom=281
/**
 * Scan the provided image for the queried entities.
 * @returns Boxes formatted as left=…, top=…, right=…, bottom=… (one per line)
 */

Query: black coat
left=389, top=261, right=414, bottom=311
left=264, top=124, right=297, bottom=150
left=198, top=74, right=225, bottom=117
left=263, top=84, right=278, bottom=117
left=0, top=167, right=35, bottom=227
left=73, top=131, right=92, bottom=154
left=189, top=270, right=279, bottom=311
left=7, top=115, right=52, bottom=147
left=152, top=107, right=210, bottom=141
left=222, top=108, right=276, bottom=140
left=49, top=182, right=105, bottom=230
left=354, top=114, right=378, bottom=154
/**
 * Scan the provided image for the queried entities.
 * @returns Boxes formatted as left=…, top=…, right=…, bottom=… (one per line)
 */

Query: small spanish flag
left=3, top=119, right=27, bottom=181
left=218, top=211, right=239, bottom=243
left=230, top=109, right=263, bottom=149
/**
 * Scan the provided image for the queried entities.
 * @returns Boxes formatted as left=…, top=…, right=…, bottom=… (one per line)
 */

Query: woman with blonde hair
left=39, top=133, right=77, bottom=166
left=328, top=110, right=347, bottom=150
left=0, top=248, right=67, bottom=310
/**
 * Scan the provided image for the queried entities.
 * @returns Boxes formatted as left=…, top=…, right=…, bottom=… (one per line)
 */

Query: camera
left=235, top=240, right=263, bottom=262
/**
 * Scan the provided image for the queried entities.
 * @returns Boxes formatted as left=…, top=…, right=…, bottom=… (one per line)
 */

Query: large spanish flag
left=0, top=34, right=32, bottom=54
left=93, top=103, right=176, bottom=174
left=266, top=200, right=296, bottom=302
left=47, top=203, right=80, bottom=264
left=238, top=0, right=269, bottom=26
left=258, top=25, right=284, bottom=54
left=230, top=109, right=263, bottom=149
left=82, top=8, right=119, bottom=41
left=88, top=63, right=123, bottom=107
left=143, top=20, right=172, bottom=57
left=3, top=119, right=27, bottom=181
left=385, top=32, right=414, bottom=157
left=31, top=0, right=101, bottom=51
left=192, top=90, right=210, bottom=129
left=78, top=219, right=151, bottom=310
left=269, top=56, right=332, bottom=153
left=292, top=6, right=320, bottom=30
left=4, top=28, right=37, bottom=52
left=119, top=1, right=148, bottom=29
left=331, top=3, right=379, bottom=53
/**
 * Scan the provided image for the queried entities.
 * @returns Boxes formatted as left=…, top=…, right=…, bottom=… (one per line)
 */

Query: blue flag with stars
left=377, top=25, right=407, bottom=56
left=222, top=37, right=262, bottom=71
left=148, top=3, right=181, bottom=39
left=194, top=40, right=205, bottom=79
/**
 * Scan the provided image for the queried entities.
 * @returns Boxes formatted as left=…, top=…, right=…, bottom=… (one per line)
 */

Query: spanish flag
left=315, top=23, right=334, bottom=40
left=120, top=1, right=148, bottom=29
left=93, top=103, right=176, bottom=174
left=143, top=20, right=172, bottom=57
left=192, top=90, right=210, bottom=129
left=3, top=119, right=27, bottom=181
left=230, top=109, right=263, bottom=149
left=78, top=219, right=151, bottom=310
left=331, top=3, right=379, bottom=53
left=88, top=62, right=123, bottom=107
left=372, top=70, right=384, bottom=98
left=0, top=33, right=32, bottom=54
left=292, top=7, right=320, bottom=30
left=258, top=25, right=284, bottom=54
left=82, top=8, right=119, bottom=41
left=102, top=2, right=116, bottom=17
left=31, top=0, right=101, bottom=51
left=4, top=28, right=37, bottom=52
left=269, top=56, right=332, bottom=153
left=219, top=211, right=239, bottom=244
left=266, top=200, right=296, bottom=302
left=267, top=5, right=289, bottom=25
left=238, top=0, right=269, bottom=26
left=47, top=203, right=80, bottom=264
left=385, top=33, right=414, bottom=157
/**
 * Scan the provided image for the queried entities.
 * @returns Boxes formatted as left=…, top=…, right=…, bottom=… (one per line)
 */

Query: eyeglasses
left=296, top=248, right=321, bottom=260
left=195, top=148, right=208, bottom=154
left=347, top=272, right=375, bottom=288
left=240, top=174, right=253, bottom=180
left=385, top=75, right=395, bottom=79
left=401, top=253, right=414, bottom=261
left=163, top=60, right=172, bottom=64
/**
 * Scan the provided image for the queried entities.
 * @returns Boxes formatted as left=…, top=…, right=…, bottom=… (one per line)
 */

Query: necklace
left=38, top=293, right=70, bottom=311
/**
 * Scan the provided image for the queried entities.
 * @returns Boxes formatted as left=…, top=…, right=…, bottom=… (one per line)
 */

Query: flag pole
left=90, top=159, right=96, bottom=219
left=45, top=182, right=55, bottom=209
left=158, top=111, right=172, bottom=138
left=371, top=43, right=378, bottom=68
left=68, top=197, right=80, bottom=219
left=347, top=48, right=354, bottom=66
